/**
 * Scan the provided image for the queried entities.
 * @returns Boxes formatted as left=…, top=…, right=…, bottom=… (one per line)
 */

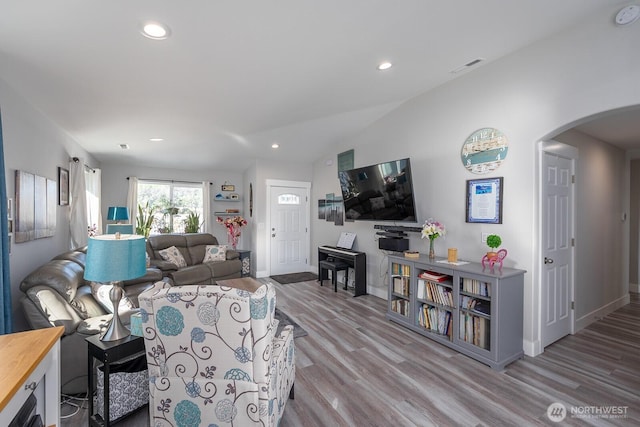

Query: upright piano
left=318, top=246, right=367, bottom=296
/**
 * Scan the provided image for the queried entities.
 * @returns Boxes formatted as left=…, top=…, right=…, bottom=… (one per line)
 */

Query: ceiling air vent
left=119, top=144, right=130, bottom=150
left=450, top=58, right=485, bottom=74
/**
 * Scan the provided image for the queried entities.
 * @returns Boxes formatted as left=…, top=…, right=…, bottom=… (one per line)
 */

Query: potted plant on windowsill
left=184, top=211, right=202, bottom=233
left=486, top=234, right=502, bottom=259
left=136, top=202, right=155, bottom=238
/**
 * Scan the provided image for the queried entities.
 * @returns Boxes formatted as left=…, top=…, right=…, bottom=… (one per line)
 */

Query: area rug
left=275, top=308, right=308, bottom=338
left=270, top=272, right=318, bottom=284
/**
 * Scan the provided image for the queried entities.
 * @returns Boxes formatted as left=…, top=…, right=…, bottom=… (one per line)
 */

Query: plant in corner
left=184, top=211, right=202, bottom=233
left=486, top=234, right=502, bottom=258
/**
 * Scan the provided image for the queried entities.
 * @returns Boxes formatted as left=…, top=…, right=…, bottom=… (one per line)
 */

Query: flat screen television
left=338, top=158, right=417, bottom=222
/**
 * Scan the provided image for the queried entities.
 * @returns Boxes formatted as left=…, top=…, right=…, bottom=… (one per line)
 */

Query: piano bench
left=319, top=260, right=349, bottom=292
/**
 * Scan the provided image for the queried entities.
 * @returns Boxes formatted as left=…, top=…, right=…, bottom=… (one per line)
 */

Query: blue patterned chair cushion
left=139, top=281, right=295, bottom=426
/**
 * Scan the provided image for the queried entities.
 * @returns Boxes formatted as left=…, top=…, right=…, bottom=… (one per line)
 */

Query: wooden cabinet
left=387, top=254, right=525, bottom=369
left=0, top=326, right=64, bottom=426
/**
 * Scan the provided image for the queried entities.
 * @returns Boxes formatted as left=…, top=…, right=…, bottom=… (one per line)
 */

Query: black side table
left=86, top=334, right=146, bottom=427
left=237, top=249, right=251, bottom=277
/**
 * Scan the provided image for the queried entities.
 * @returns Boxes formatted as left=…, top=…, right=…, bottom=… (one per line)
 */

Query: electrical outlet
left=481, top=232, right=489, bottom=244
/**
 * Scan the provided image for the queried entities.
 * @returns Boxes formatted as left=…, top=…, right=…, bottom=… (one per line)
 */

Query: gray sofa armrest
left=226, top=249, right=239, bottom=260
left=150, top=259, right=178, bottom=272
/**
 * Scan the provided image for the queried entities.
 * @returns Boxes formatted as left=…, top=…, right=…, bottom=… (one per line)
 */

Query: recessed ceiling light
left=141, top=21, right=171, bottom=40
left=271, top=143, right=279, bottom=149
left=377, top=61, right=393, bottom=71
left=149, top=138, right=164, bottom=142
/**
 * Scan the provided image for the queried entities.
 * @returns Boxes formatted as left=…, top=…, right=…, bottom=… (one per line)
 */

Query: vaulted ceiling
left=0, top=1, right=635, bottom=171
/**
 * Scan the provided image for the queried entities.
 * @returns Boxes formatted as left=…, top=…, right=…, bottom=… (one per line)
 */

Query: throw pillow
left=203, top=245, right=228, bottom=262
left=90, top=282, right=136, bottom=314
left=158, top=246, right=188, bottom=268
left=370, top=196, right=385, bottom=210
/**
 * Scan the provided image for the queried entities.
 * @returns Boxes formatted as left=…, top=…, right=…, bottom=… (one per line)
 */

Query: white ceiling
left=0, top=0, right=635, bottom=171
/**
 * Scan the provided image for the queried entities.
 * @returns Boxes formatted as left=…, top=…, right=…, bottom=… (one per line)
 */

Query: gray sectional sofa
left=146, top=233, right=242, bottom=285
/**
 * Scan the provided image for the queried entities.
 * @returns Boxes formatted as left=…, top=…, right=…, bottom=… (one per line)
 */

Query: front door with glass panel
left=269, top=185, right=309, bottom=275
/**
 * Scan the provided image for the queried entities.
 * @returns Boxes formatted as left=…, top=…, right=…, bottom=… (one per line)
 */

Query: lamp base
left=100, top=282, right=131, bottom=342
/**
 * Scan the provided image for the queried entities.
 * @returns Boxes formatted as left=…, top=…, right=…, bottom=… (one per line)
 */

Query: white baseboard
left=630, top=283, right=640, bottom=293
left=575, top=294, right=631, bottom=332
left=256, top=270, right=269, bottom=278
left=368, top=286, right=387, bottom=299
left=523, top=339, right=542, bottom=357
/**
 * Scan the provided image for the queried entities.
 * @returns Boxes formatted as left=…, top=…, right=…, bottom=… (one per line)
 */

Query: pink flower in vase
left=217, top=215, right=248, bottom=249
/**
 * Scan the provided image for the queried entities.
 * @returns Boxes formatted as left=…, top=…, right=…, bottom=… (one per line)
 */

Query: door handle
left=544, top=257, right=554, bottom=264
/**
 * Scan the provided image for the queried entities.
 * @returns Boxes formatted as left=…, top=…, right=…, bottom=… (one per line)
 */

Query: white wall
left=100, top=162, right=244, bottom=245
left=630, top=159, right=640, bottom=289
left=310, top=7, right=640, bottom=355
left=555, top=129, right=628, bottom=326
left=252, top=159, right=313, bottom=276
left=1, top=78, right=98, bottom=331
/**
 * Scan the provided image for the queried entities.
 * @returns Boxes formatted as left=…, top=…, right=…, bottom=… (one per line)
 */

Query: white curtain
left=127, top=176, right=138, bottom=230
left=69, top=159, right=88, bottom=249
left=85, top=168, right=102, bottom=234
left=202, top=181, right=210, bottom=233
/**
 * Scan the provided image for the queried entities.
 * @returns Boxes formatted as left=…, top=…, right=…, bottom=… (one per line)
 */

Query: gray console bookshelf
left=388, top=253, right=525, bottom=370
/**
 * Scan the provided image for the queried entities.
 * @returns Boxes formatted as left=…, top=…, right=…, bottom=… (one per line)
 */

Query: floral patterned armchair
left=138, top=281, right=295, bottom=426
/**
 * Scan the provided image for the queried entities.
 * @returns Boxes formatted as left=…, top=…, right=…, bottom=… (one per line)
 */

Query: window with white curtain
left=85, top=168, right=101, bottom=235
left=137, top=180, right=203, bottom=234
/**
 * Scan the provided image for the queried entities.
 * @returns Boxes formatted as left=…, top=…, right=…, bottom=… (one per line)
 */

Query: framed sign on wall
left=466, top=177, right=503, bottom=224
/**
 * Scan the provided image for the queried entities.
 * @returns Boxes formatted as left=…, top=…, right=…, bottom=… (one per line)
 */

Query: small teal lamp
left=107, top=206, right=129, bottom=222
left=84, top=234, right=146, bottom=341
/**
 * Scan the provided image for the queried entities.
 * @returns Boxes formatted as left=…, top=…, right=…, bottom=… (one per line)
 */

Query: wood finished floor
left=61, top=281, right=640, bottom=427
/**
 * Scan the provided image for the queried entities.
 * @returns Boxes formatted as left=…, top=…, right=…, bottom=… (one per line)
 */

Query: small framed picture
left=58, top=167, right=69, bottom=206
left=466, top=177, right=503, bottom=224
left=221, top=184, right=235, bottom=191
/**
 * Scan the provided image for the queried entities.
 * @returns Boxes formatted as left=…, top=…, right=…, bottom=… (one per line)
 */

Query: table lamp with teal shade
left=84, top=234, right=146, bottom=341
left=106, top=206, right=129, bottom=222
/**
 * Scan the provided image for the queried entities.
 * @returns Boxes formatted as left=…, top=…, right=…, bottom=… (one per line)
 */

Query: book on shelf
left=391, top=299, right=410, bottom=316
left=418, top=279, right=453, bottom=307
left=461, top=278, right=491, bottom=297
left=460, top=295, right=491, bottom=316
left=418, top=270, right=448, bottom=282
left=459, top=312, right=490, bottom=350
left=418, top=304, right=452, bottom=339
left=393, top=277, right=409, bottom=296
left=392, top=263, right=411, bottom=277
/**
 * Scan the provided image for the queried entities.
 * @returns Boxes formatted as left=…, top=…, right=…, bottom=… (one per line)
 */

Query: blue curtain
left=0, top=110, right=12, bottom=334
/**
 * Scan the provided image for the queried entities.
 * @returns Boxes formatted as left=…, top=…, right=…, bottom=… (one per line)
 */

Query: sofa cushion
left=203, top=245, right=227, bottom=262
left=90, top=282, right=137, bottom=314
left=169, top=264, right=213, bottom=286
left=25, top=286, right=83, bottom=334
left=148, top=234, right=192, bottom=264
left=159, top=246, right=188, bottom=268
left=184, top=233, right=219, bottom=264
left=77, top=314, right=112, bottom=335
left=52, top=249, right=87, bottom=268
left=20, top=260, right=85, bottom=303
left=205, top=258, right=243, bottom=279
left=72, top=285, right=108, bottom=319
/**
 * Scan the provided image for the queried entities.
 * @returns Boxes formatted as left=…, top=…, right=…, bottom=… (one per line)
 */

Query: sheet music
left=337, top=232, right=356, bottom=249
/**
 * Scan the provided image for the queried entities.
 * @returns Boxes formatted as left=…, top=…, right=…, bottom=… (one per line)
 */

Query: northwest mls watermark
left=547, top=402, right=629, bottom=422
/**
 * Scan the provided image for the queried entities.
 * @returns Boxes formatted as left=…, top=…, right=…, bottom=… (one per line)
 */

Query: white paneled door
left=541, top=146, right=575, bottom=348
left=269, top=184, right=309, bottom=275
